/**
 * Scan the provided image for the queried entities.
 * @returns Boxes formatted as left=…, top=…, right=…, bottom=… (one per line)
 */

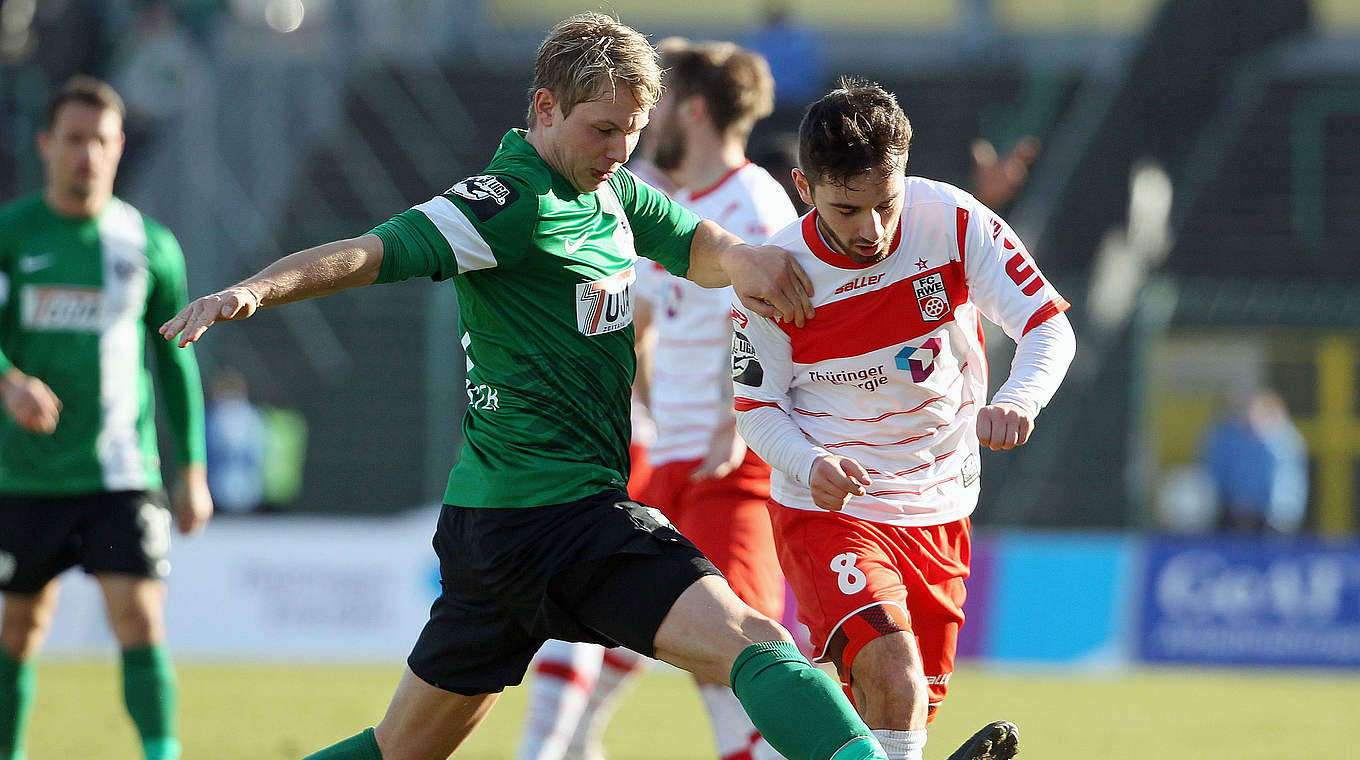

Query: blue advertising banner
left=1138, top=535, right=1360, bottom=667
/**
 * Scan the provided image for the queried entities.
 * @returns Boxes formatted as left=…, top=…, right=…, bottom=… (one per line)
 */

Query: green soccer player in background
left=0, top=76, right=212, bottom=760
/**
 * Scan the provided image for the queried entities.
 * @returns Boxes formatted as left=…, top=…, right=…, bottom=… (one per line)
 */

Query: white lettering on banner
left=1155, top=551, right=1350, bottom=622
left=576, top=268, right=635, bottom=336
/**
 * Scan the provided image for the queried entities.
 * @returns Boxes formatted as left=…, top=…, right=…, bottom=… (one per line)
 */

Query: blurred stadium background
left=2, top=0, right=1358, bottom=757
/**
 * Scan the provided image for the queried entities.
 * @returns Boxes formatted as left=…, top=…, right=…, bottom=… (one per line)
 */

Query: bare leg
left=652, top=575, right=789, bottom=683
left=847, top=630, right=928, bottom=730
left=372, top=666, right=499, bottom=760
left=0, top=581, right=62, bottom=659
left=96, top=574, right=166, bottom=648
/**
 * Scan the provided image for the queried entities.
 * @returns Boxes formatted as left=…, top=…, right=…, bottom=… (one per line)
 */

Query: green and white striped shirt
left=0, top=194, right=205, bottom=495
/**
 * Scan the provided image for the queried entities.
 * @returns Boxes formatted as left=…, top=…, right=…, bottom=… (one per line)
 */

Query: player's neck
left=45, top=187, right=108, bottom=219
left=678, top=133, right=746, bottom=195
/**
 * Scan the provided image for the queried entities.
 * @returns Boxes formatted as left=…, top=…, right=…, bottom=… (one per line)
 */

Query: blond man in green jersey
left=162, top=14, right=888, bottom=760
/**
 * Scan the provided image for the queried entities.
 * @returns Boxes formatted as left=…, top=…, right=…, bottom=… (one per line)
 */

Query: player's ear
left=681, top=94, right=707, bottom=125
left=530, top=88, right=558, bottom=129
left=792, top=168, right=814, bottom=207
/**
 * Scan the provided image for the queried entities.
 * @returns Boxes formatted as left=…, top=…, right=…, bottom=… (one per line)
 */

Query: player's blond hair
left=527, top=12, right=662, bottom=127
left=657, top=38, right=775, bottom=140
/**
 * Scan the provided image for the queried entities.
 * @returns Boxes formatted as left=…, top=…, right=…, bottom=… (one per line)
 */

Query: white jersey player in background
left=518, top=39, right=796, bottom=760
left=733, top=80, right=1075, bottom=760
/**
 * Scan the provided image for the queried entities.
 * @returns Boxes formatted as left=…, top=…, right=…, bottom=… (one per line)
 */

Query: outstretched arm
left=685, top=220, right=814, bottom=328
left=159, top=234, right=384, bottom=347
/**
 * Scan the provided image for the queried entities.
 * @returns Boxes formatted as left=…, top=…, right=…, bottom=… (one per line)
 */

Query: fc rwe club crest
left=911, top=272, right=950, bottom=322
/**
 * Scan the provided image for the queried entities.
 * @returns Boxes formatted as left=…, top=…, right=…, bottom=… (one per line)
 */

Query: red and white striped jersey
left=637, top=161, right=797, bottom=465
left=733, top=176, right=1070, bottom=526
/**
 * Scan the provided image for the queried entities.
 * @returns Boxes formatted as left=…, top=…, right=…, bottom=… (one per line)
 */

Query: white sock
left=565, top=646, right=649, bottom=760
left=698, top=682, right=786, bottom=760
left=872, top=728, right=927, bottom=760
left=516, top=641, right=605, bottom=760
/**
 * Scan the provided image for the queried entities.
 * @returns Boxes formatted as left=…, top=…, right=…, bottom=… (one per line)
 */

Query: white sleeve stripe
left=413, top=196, right=498, bottom=273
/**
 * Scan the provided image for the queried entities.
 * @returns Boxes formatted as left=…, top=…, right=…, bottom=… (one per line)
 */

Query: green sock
left=0, top=649, right=36, bottom=760
left=121, top=645, right=180, bottom=760
left=730, top=641, right=887, bottom=760
left=302, top=727, right=383, bottom=759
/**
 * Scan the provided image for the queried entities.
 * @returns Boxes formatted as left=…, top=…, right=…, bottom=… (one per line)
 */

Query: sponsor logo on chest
left=834, top=273, right=883, bottom=295
left=808, top=364, right=889, bottom=392
left=575, top=267, right=635, bottom=336
left=21, top=286, right=103, bottom=332
left=912, top=272, right=950, bottom=322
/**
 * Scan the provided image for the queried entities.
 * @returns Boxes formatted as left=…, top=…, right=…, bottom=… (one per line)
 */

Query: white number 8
left=830, top=552, right=866, bottom=594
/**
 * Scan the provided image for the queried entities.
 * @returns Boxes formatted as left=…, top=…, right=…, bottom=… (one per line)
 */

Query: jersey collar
left=800, top=210, right=903, bottom=270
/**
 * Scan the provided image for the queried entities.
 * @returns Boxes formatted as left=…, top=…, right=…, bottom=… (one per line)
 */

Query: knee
left=848, top=636, right=930, bottom=727
left=737, top=612, right=793, bottom=648
left=1, top=603, right=56, bottom=660
left=106, top=605, right=162, bottom=647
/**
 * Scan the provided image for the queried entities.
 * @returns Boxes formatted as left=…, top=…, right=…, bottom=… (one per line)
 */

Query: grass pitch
left=25, top=658, right=1359, bottom=758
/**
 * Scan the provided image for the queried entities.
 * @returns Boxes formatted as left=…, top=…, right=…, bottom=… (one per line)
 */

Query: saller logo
left=575, top=268, right=635, bottom=336
left=912, top=272, right=950, bottom=321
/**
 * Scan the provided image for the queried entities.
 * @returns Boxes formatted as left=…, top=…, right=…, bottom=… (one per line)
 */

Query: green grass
left=22, top=658, right=1360, bottom=759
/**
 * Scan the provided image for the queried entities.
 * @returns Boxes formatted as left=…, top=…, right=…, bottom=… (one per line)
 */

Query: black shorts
left=407, top=489, right=721, bottom=695
left=0, top=490, right=173, bottom=594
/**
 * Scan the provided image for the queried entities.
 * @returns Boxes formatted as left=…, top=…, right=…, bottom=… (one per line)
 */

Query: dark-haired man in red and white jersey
left=733, top=79, right=1075, bottom=760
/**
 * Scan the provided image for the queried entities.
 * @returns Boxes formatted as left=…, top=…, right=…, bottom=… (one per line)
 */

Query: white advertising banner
left=40, top=507, right=444, bottom=661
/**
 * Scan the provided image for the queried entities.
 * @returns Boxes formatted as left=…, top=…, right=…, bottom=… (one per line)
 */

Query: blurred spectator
left=109, top=0, right=207, bottom=165
left=740, top=0, right=825, bottom=110
left=970, top=136, right=1040, bottom=210
left=205, top=367, right=265, bottom=514
left=258, top=403, right=307, bottom=510
left=1201, top=387, right=1308, bottom=534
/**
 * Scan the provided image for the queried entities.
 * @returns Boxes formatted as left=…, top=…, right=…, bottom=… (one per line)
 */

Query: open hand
left=159, top=286, right=262, bottom=347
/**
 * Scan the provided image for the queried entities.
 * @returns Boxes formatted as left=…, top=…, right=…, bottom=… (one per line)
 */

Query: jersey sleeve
left=730, top=303, right=827, bottom=483
left=372, top=174, right=536, bottom=283
left=961, top=200, right=1070, bottom=341
left=145, top=224, right=207, bottom=466
left=0, top=205, right=16, bottom=374
left=611, top=168, right=700, bottom=278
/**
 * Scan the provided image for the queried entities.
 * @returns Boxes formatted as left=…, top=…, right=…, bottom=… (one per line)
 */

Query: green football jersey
left=373, top=129, right=700, bottom=508
left=0, top=194, right=205, bottom=495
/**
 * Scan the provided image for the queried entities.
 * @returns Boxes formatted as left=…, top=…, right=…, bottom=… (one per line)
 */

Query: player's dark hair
left=798, top=78, right=912, bottom=188
left=527, top=12, right=662, bottom=128
left=45, top=76, right=125, bottom=130
left=658, top=38, right=774, bottom=139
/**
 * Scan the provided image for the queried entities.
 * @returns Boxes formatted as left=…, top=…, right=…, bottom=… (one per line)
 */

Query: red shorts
left=640, top=450, right=784, bottom=620
left=628, top=442, right=653, bottom=500
left=770, top=505, right=970, bottom=717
